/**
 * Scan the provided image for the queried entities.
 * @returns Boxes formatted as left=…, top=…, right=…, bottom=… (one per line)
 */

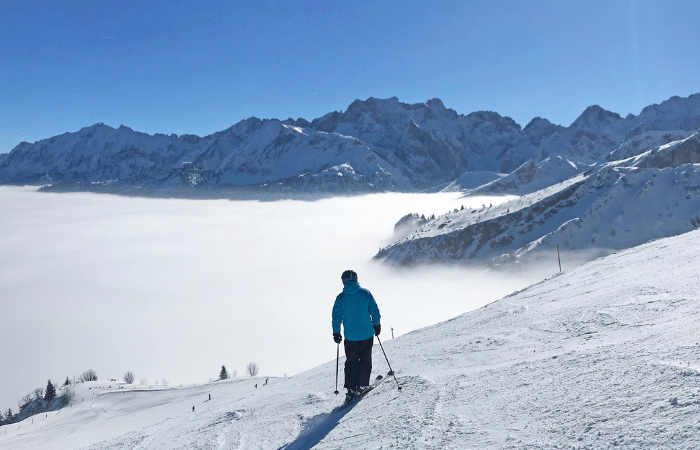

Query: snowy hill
left=375, top=131, right=700, bottom=267
left=4, top=229, right=700, bottom=449
left=2, top=94, right=700, bottom=195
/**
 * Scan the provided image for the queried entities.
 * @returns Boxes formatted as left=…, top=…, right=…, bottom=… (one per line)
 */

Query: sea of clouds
left=0, top=186, right=553, bottom=410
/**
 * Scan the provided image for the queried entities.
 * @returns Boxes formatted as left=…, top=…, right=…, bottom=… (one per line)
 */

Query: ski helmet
left=341, top=270, right=358, bottom=285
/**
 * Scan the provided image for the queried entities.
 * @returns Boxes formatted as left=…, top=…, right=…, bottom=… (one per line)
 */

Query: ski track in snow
left=5, top=230, right=700, bottom=448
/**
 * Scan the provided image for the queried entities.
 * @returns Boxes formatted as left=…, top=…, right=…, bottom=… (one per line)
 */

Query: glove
left=333, top=333, right=342, bottom=344
left=374, top=324, right=381, bottom=336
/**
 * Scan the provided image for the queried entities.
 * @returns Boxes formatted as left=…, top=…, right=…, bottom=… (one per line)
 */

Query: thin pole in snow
left=334, top=343, right=340, bottom=395
left=557, top=244, right=562, bottom=273
left=391, top=327, right=394, bottom=339
left=376, top=336, right=402, bottom=391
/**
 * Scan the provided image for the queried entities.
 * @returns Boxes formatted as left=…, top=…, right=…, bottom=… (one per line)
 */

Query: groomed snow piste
left=3, top=229, right=700, bottom=449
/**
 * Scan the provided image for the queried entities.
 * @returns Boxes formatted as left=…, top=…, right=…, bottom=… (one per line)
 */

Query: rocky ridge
left=376, top=132, right=700, bottom=267
left=2, top=94, right=700, bottom=195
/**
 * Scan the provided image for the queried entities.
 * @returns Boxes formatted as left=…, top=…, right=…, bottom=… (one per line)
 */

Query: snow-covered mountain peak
left=3, top=92, right=700, bottom=196
left=342, top=96, right=404, bottom=121
left=280, top=117, right=311, bottom=128
left=465, top=110, right=521, bottom=132
left=570, top=105, right=622, bottom=129
left=635, top=92, right=700, bottom=130
left=425, top=97, right=446, bottom=111
left=523, top=116, right=556, bottom=131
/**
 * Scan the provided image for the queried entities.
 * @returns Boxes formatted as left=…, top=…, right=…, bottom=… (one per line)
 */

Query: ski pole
left=376, top=335, right=402, bottom=391
left=334, top=343, right=340, bottom=395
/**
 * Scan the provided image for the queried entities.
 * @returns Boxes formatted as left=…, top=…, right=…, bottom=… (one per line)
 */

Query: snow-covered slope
left=622, top=132, right=700, bottom=169
left=4, top=229, right=700, bottom=449
left=3, top=93, right=700, bottom=195
left=375, top=131, right=700, bottom=267
left=606, top=129, right=693, bottom=162
left=428, top=170, right=505, bottom=192
left=465, top=156, right=583, bottom=196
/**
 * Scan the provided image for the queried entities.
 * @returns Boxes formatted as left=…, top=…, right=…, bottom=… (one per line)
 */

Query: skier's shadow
left=277, top=403, right=357, bottom=450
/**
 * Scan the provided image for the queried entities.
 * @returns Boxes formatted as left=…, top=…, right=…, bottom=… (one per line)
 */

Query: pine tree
left=45, top=380, right=56, bottom=403
left=219, top=365, right=229, bottom=380
left=64, top=376, right=71, bottom=386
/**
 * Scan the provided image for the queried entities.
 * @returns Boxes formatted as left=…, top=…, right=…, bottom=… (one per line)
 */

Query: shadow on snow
left=278, top=402, right=358, bottom=450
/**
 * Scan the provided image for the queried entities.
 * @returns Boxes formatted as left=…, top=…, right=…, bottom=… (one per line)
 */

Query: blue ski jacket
left=332, top=281, right=381, bottom=341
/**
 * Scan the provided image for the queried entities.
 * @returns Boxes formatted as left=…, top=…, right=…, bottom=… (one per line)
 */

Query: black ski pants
left=343, top=336, right=373, bottom=389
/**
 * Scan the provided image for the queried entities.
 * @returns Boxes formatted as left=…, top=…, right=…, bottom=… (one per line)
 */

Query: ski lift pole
left=334, top=343, right=340, bottom=395
left=376, top=335, right=402, bottom=391
left=557, top=244, right=562, bottom=273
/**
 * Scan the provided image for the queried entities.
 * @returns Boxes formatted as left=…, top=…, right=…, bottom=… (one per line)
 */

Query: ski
left=334, top=372, right=390, bottom=412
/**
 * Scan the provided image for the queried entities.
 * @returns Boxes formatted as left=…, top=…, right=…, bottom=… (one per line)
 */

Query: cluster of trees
left=0, top=378, right=75, bottom=426
left=78, top=369, right=98, bottom=382
left=218, top=362, right=259, bottom=381
left=411, top=213, right=436, bottom=221
left=0, top=370, right=92, bottom=426
left=120, top=372, right=169, bottom=387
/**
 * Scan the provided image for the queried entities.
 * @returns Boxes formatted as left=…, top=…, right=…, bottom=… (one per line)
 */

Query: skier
left=332, top=270, right=381, bottom=402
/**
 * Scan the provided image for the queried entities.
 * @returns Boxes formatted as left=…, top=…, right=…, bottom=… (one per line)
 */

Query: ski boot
left=344, top=388, right=357, bottom=403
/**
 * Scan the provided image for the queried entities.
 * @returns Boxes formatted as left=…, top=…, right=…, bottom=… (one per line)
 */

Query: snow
left=3, top=92, right=700, bottom=448
left=377, top=127, right=700, bottom=266
left=0, top=187, right=549, bottom=418
left=465, top=157, right=583, bottom=196
left=428, top=171, right=505, bottom=193
left=4, top=227, right=700, bottom=448
left=5, top=93, right=699, bottom=193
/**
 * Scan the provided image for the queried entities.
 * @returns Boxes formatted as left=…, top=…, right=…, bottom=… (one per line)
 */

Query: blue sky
left=1, top=0, right=699, bottom=153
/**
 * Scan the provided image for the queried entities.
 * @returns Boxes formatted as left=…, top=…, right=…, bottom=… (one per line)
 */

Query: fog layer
left=0, top=187, right=548, bottom=409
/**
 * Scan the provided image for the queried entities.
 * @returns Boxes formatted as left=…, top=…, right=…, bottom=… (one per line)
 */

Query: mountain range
left=4, top=93, right=700, bottom=266
left=2, top=94, right=700, bottom=195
